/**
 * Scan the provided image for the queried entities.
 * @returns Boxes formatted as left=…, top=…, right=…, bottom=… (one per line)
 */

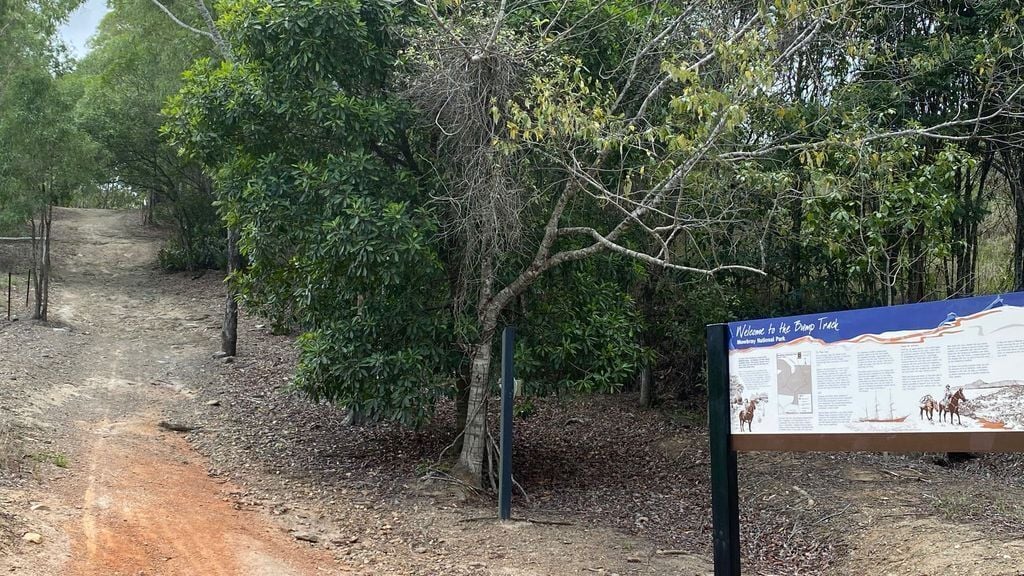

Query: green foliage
left=800, top=141, right=968, bottom=303
left=1, top=54, right=103, bottom=224
left=155, top=0, right=1024, bottom=441
left=517, top=269, right=649, bottom=395
left=165, top=0, right=457, bottom=426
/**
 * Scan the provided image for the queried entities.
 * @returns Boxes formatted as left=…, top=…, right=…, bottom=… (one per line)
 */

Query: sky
left=58, top=0, right=110, bottom=59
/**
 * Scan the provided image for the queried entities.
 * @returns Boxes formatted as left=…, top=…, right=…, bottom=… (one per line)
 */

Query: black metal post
left=6, top=271, right=10, bottom=320
left=707, top=323, right=740, bottom=576
left=25, top=269, right=30, bottom=307
left=499, top=326, right=515, bottom=520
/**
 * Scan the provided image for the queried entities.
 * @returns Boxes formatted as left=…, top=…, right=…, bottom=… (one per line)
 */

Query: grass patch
left=932, top=485, right=1024, bottom=529
left=31, top=451, right=69, bottom=469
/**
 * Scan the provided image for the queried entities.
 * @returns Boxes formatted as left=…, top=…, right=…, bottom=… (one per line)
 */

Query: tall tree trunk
left=1005, top=148, right=1024, bottom=291
left=949, top=148, right=992, bottom=297
left=144, top=190, right=155, bottom=225
left=1016, top=183, right=1024, bottom=291
left=907, top=223, right=926, bottom=302
left=637, top=263, right=658, bottom=409
left=965, top=149, right=993, bottom=295
left=30, top=217, right=41, bottom=320
left=455, top=323, right=497, bottom=484
left=221, top=227, right=240, bottom=356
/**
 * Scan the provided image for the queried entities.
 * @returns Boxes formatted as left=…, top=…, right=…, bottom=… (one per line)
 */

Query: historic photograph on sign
left=728, top=293, right=1024, bottom=435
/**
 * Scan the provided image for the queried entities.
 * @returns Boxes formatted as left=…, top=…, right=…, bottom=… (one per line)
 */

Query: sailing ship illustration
left=860, top=391, right=908, bottom=423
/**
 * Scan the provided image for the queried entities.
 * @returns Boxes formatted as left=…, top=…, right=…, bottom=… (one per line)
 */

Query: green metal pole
left=499, top=326, right=515, bottom=521
left=707, top=323, right=740, bottom=576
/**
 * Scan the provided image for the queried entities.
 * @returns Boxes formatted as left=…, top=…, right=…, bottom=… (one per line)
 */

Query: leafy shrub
left=157, top=236, right=226, bottom=272
left=517, top=270, right=650, bottom=395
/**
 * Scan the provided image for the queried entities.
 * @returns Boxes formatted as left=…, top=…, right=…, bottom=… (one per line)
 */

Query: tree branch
left=193, top=0, right=234, bottom=62
left=557, top=226, right=766, bottom=276
left=148, top=0, right=217, bottom=44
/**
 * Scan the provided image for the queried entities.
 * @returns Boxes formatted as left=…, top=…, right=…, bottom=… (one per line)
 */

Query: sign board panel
left=726, top=293, right=1024, bottom=451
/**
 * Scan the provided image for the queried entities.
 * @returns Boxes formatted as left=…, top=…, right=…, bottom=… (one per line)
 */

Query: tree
left=163, top=0, right=1024, bottom=485
left=164, top=0, right=460, bottom=425
left=114, top=0, right=241, bottom=354
left=1, top=59, right=102, bottom=320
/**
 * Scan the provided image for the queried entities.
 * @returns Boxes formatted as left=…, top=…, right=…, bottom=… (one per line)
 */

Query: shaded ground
left=2, top=208, right=1023, bottom=575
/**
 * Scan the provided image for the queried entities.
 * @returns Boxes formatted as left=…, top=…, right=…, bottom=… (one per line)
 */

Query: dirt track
left=0, top=209, right=337, bottom=575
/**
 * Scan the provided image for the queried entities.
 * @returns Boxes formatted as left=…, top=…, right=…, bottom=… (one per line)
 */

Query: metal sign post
left=707, top=324, right=740, bottom=576
left=498, top=326, right=515, bottom=521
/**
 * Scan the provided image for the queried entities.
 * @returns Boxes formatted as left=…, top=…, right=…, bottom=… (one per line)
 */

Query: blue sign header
left=727, top=292, right=1024, bottom=350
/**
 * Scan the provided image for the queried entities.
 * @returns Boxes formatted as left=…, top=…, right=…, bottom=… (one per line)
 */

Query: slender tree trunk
left=40, top=204, right=52, bottom=323
left=144, top=190, right=155, bottom=225
left=30, top=217, right=41, bottom=320
left=968, top=148, right=993, bottom=294
left=1006, top=148, right=1024, bottom=291
left=637, top=264, right=658, bottom=409
left=1015, top=185, right=1024, bottom=291
left=883, top=248, right=894, bottom=307
left=455, top=323, right=497, bottom=484
left=907, top=223, right=926, bottom=302
left=221, top=227, right=240, bottom=356
left=949, top=150, right=992, bottom=298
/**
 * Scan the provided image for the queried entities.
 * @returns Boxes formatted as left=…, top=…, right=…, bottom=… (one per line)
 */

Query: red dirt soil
left=63, top=416, right=339, bottom=576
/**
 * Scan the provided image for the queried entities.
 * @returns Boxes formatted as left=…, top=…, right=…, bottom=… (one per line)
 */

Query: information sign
left=706, top=293, right=1024, bottom=576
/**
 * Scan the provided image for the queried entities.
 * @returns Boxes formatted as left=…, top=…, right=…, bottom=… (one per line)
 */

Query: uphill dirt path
left=0, top=208, right=338, bottom=575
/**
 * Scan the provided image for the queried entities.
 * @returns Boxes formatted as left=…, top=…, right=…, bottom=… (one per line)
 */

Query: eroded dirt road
left=1, top=209, right=338, bottom=575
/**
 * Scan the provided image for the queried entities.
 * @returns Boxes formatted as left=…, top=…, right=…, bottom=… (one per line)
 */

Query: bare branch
left=558, top=227, right=766, bottom=276
left=193, top=0, right=234, bottom=62
left=148, top=0, right=217, bottom=44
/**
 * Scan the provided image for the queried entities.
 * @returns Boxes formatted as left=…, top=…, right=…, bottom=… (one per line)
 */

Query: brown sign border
left=731, top=431, right=1024, bottom=453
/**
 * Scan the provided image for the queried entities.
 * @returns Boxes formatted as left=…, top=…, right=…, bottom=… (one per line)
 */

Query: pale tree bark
left=457, top=331, right=496, bottom=481
left=30, top=216, right=40, bottom=320
left=30, top=203, right=53, bottom=321
left=192, top=0, right=232, bottom=62
left=40, top=205, right=52, bottom=321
